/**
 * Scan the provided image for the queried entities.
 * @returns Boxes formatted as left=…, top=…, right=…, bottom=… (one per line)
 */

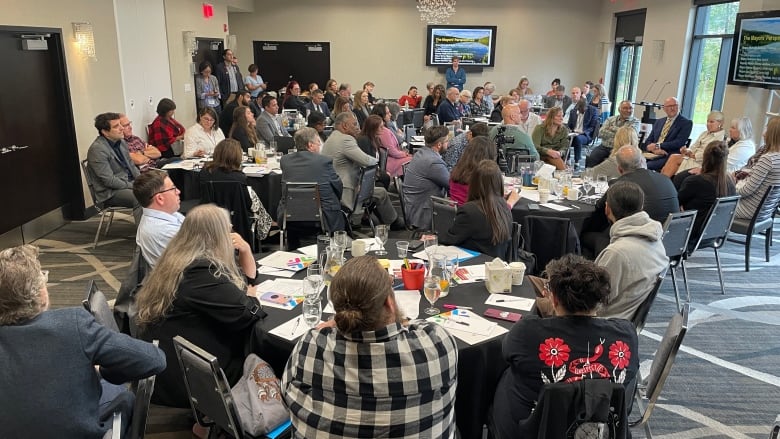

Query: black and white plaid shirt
left=282, top=320, right=458, bottom=438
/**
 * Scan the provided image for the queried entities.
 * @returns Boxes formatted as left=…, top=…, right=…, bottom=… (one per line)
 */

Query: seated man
left=87, top=112, right=142, bottom=223
left=586, top=100, right=640, bottom=168
left=595, top=181, right=668, bottom=320
left=304, top=89, right=331, bottom=118
left=280, top=127, right=345, bottom=246
left=0, top=245, right=166, bottom=438
left=403, top=126, right=451, bottom=230
left=566, top=99, right=599, bottom=168
left=561, top=86, right=582, bottom=125
left=120, top=114, right=160, bottom=172
left=516, top=99, right=542, bottom=136
left=220, top=90, right=251, bottom=135
left=543, top=84, right=572, bottom=110
left=642, top=96, right=693, bottom=171
left=283, top=256, right=458, bottom=438
left=132, top=169, right=184, bottom=267
left=256, top=95, right=290, bottom=145
left=488, top=104, right=539, bottom=161
left=307, top=111, right=329, bottom=143
left=442, top=122, right=489, bottom=170
left=437, top=87, right=462, bottom=124
left=581, top=145, right=679, bottom=257
left=322, top=112, right=402, bottom=229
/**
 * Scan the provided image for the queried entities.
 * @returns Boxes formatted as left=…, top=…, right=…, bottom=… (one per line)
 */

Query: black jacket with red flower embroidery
left=491, top=315, right=638, bottom=438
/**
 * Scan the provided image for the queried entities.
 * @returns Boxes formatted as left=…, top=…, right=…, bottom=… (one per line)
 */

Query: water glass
left=332, top=231, right=348, bottom=250
left=423, top=275, right=442, bottom=315
left=374, top=224, right=389, bottom=256
left=596, top=175, right=608, bottom=194
left=429, top=253, right=451, bottom=298
left=396, top=240, right=409, bottom=259
left=302, top=279, right=320, bottom=303
left=302, top=301, right=322, bottom=328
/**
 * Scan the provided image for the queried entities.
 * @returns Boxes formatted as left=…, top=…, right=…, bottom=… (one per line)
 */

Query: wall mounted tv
left=728, top=10, right=780, bottom=88
left=426, top=25, right=497, bottom=67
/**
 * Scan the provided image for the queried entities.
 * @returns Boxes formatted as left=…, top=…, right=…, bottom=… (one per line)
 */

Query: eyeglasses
left=121, top=121, right=133, bottom=128
left=154, top=186, right=178, bottom=196
left=201, top=117, right=215, bottom=122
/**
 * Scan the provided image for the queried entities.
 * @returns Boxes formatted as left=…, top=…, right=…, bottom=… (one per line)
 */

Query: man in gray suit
left=322, top=112, right=402, bottom=229
left=543, top=85, right=572, bottom=110
left=86, top=112, right=142, bottom=223
left=403, top=126, right=451, bottom=230
left=256, top=95, right=290, bottom=145
left=280, top=127, right=345, bottom=238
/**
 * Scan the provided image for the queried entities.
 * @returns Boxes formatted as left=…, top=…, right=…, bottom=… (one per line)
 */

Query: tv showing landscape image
left=426, top=25, right=497, bottom=67
left=729, top=11, right=780, bottom=88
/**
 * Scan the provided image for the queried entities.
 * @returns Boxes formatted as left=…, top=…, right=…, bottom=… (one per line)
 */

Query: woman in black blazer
left=439, top=160, right=516, bottom=258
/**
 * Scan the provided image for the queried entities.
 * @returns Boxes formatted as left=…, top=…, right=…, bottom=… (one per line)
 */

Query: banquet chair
left=128, top=363, right=157, bottom=439
left=630, top=304, right=689, bottom=439
left=342, top=166, right=377, bottom=236
left=81, top=160, right=134, bottom=249
left=727, top=185, right=780, bottom=272
left=659, top=211, right=697, bottom=310
left=685, top=195, right=740, bottom=295
left=770, top=414, right=780, bottom=439
left=506, top=222, right=522, bottom=262
left=411, top=109, right=425, bottom=129
left=82, top=280, right=120, bottom=332
left=630, top=267, right=668, bottom=334
left=521, top=215, right=580, bottom=275
left=430, top=196, right=457, bottom=234
left=279, top=182, right=324, bottom=250
left=378, top=147, right=388, bottom=176
left=393, top=176, right=420, bottom=239
left=102, top=412, right=122, bottom=439
left=172, top=336, right=292, bottom=439
left=200, top=180, right=257, bottom=251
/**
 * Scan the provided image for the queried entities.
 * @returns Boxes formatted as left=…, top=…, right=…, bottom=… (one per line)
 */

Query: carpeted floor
left=32, top=211, right=780, bottom=438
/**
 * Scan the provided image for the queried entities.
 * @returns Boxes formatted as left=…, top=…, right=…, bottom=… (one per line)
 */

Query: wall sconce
left=72, top=22, right=96, bottom=60
left=183, top=31, right=197, bottom=57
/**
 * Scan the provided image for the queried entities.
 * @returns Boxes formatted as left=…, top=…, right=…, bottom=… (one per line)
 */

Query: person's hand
left=680, top=146, right=688, bottom=156
left=505, top=188, right=521, bottom=208
left=547, top=150, right=561, bottom=159
left=424, top=115, right=431, bottom=122
left=195, top=149, right=205, bottom=157
left=315, top=319, right=337, bottom=330
left=231, top=232, right=251, bottom=254
left=689, top=167, right=702, bottom=175
left=246, top=284, right=257, bottom=297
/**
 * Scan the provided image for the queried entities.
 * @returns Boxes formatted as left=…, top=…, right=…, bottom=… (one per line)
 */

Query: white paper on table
left=520, top=190, right=540, bottom=202
left=428, top=312, right=508, bottom=345
left=243, top=166, right=270, bottom=176
left=484, top=294, right=535, bottom=311
left=452, top=265, right=485, bottom=284
left=269, top=316, right=317, bottom=341
left=257, top=251, right=316, bottom=271
left=256, top=279, right=304, bottom=309
left=323, top=302, right=335, bottom=314
left=393, top=290, right=421, bottom=320
left=412, top=245, right=473, bottom=261
left=271, top=169, right=283, bottom=174
left=412, top=135, right=425, bottom=142
left=161, top=159, right=203, bottom=170
left=540, top=203, right=571, bottom=211
left=536, top=163, right=556, bottom=179
left=256, top=265, right=297, bottom=278
left=296, top=244, right=318, bottom=258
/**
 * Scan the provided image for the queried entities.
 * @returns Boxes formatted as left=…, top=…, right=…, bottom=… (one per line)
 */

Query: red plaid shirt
left=148, top=115, right=185, bottom=152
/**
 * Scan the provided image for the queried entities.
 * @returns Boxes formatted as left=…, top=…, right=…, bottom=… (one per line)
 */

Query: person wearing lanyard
left=216, top=49, right=243, bottom=106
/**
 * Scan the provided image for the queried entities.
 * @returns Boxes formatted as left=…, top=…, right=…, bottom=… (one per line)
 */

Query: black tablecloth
left=248, top=240, right=536, bottom=439
left=511, top=196, right=596, bottom=233
left=167, top=168, right=283, bottom=220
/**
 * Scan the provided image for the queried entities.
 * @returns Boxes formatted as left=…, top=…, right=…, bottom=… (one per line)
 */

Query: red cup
left=401, top=266, right=425, bottom=290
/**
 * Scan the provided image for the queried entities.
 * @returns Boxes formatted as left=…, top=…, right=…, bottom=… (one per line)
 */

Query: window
left=682, top=1, right=740, bottom=124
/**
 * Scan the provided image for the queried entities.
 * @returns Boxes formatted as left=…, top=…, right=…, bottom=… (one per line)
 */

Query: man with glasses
left=586, top=100, right=641, bottom=168
left=132, top=169, right=183, bottom=266
left=87, top=112, right=142, bottom=223
left=120, top=114, right=161, bottom=172
left=642, top=96, right=693, bottom=171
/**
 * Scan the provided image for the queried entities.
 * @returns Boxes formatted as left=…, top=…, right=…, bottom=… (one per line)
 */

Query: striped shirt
left=735, top=152, right=780, bottom=219
left=282, top=320, right=458, bottom=438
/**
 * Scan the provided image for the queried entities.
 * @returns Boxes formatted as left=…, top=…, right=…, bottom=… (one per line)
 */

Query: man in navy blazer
left=566, top=99, right=599, bottom=168
left=304, top=89, right=331, bottom=118
left=642, top=97, right=693, bottom=171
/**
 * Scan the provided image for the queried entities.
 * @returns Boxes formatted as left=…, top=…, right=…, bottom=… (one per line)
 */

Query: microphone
left=640, top=79, right=657, bottom=102
left=654, top=81, right=672, bottom=103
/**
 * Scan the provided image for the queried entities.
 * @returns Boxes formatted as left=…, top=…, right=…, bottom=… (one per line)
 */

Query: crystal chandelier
left=416, top=0, right=456, bottom=24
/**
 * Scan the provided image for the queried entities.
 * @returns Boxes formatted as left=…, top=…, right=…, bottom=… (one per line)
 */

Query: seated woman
left=517, top=76, right=534, bottom=99
left=735, top=116, right=780, bottom=220
left=353, top=90, right=371, bottom=128
left=136, top=204, right=265, bottom=408
left=448, top=137, right=497, bottom=205
left=439, top=160, right=516, bottom=258
left=200, top=139, right=272, bottom=241
left=678, top=140, right=736, bottom=250
left=332, top=96, right=351, bottom=119
left=0, top=245, right=165, bottom=437
left=356, top=115, right=391, bottom=189
left=398, top=85, right=422, bottom=109
left=490, top=254, right=639, bottom=439
left=423, top=84, right=445, bottom=119
left=183, top=107, right=225, bottom=158
left=661, top=111, right=725, bottom=178
left=228, top=106, right=258, bottom=152
left=726, top=116, right=755, bottom=173
left=148, top=98, right=186, bottom=158
left=470, top=86, right=490, bottom=117
left=324, top=79, right=338, bottom=110
left=370, top=105, right=412, bottom=178
left=589, top=125, right=639, bottom=180
left=490, top=95, right=513, bottom=123
left=532, top=106, right=571, bottom=170
left=282, top=80, right=306, bottom=113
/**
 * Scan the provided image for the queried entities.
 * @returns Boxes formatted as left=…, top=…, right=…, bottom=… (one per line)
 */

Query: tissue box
left=485, top=258, right=512, bottom=294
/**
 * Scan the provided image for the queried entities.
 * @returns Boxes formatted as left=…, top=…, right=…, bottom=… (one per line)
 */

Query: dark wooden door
left=253, top=41, right=330, bottom=92
left=0, top=28, right=82, bottom=234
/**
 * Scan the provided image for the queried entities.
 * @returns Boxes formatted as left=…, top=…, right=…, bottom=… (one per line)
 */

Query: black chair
left=200, top=180, right=257, bottom=251
left=128, top=358, right=157, bottom=439
left=630, top=267, right=668, bottom=334
left=378, top=147, right=388, bottom=176
left=521, top=215, right=580, bottom=275
left=80, top=159, right=134, bottom=249
left=685, top=195, right=740, bottom=295
left=343, top=166, right=377, bottom=236
left=659, top=211, right=697, bottom=310
left=728, top=185, right=780, bottom=272
left=273, top=136, right=296, bottom=154
left=172, top=336, right=292, bottom=439
left=430, top=196, right=457, bottom=234
left=630, top=304, right=689, bottom=439
left=82, top=280, right=120, bottom=332
left=770, top=415, right=780, bottom=439
left=411, top=108, right=425, bottom=128
left=279, top=182, right=324, bottom=250
left=506, top=222, right=521, bottom=262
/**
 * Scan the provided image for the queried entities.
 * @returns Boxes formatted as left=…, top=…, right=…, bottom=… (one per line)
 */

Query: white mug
left=539, top=189, right=550, bottom=203
left=567, top=188, right=579, bottom=201
left=351, top=240, right=366, bottom=257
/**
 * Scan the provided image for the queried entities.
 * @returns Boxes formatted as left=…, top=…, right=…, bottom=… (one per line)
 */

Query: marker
left=496, top=298, right=524, bottom=302
left=443, top=304, right=473, bottom=310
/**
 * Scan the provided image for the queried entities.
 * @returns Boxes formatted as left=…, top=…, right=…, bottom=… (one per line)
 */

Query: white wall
left=229, top=0, right=604, bottom=100
left=115, top=0, right=173, bottom=136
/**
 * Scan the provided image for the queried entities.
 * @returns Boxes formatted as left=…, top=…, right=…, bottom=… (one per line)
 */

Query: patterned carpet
left=32, top=211, right=780, bottom=438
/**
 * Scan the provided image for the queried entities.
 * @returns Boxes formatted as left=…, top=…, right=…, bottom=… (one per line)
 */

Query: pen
left=452, top=320, right=470, bottom=326
left=496, top=298, right=524, bottom=302
left=443, top=304, right=473, bottom=310
left=291, top=316, right=301, bottom=335
left=570, top=204, right=580, bottom=209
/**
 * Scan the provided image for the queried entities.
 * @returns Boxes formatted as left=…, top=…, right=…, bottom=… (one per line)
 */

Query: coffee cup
left=509, top=262, right=526, bottom=285
left=539, top=189, right=550, bottom=203
left=351, top=240, right=367, bottom=257
left=567, top=188, right=579, bottom=201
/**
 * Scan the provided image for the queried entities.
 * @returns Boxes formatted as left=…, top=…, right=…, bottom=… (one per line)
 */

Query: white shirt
left=183, top=123, right=225, bottom=158
left=517, top=112, right=542, bottom=136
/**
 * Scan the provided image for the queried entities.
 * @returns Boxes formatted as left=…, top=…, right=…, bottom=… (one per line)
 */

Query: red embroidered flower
left=609, top=341, right=631, bottom=369
left=539, top=337, right=571, bottom=367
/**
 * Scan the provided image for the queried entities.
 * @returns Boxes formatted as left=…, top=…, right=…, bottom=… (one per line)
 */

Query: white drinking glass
left=302, top=301, right=322, bottom=328
left=423, top=275, right=442, bottom=315
left=374, top=224, right=389, bottom=256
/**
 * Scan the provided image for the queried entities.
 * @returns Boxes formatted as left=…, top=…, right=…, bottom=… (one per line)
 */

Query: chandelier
left=416, top=0, right=456, bottom=24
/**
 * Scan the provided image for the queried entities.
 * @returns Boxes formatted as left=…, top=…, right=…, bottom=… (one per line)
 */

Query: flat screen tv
left=728, top=10, right=780, bottom=88
left=426, top=25, right=497, bottom=67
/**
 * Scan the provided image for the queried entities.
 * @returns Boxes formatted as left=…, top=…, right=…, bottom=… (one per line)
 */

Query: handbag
left=230, top=354, right=289, bottom=436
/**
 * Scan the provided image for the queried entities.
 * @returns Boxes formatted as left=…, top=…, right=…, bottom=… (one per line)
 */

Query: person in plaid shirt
left=282, top=256, right=459, bottom=438
left=148, top=98, right=185, bottom=158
